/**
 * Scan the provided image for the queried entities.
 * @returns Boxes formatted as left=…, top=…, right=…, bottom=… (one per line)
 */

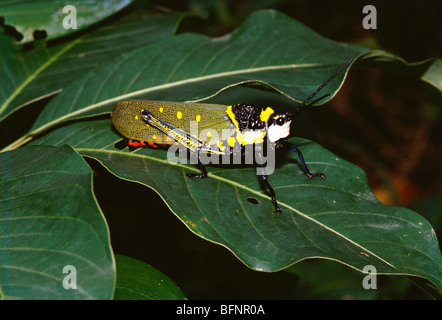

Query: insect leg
left=186, top=154, right=208, bottom=179
left=142, top=110, right=203, bottom=153
left=255, top=144, right=281, bottom=214
left=257, top=166, right=282, bottom=214
left=283, top=141, right=325, bottom=179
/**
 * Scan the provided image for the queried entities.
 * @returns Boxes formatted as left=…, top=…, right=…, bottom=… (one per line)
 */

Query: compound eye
left=276, top=117, right=285, bottom=126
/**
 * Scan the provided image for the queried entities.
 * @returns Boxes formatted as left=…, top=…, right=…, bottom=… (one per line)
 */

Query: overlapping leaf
left=6, top=10, right=441, bottom=152
left=356, top=50, right=441, bottom=92
left=0, top=9, right=184, bottom=122
left=0, top=145, right=114, bottom=299
left=0, top=0, right=134, bottom=43
left=29, top=119, right=442, bottom=293
left=114, top=255, right=186, bottom=300
left=9, top=10, right=367, bottom=147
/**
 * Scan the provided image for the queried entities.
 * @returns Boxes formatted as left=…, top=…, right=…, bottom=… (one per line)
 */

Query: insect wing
left=111, top=100, right=234, bottom=147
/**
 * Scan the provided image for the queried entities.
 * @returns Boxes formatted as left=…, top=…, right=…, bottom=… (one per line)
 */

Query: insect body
left=111, top=60, right=353, bottom=213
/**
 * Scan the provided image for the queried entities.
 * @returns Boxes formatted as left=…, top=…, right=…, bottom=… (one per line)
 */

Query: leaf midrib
left=79, top=147, right=398, bottom=272
left=27, top=62, right=335, bottom=138
left=0, top=37, right=83, bottom=117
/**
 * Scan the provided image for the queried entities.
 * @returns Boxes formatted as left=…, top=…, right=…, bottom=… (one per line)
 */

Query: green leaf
left=0, top=0, right=134, bottom=43
left=356, top=50, right=441, bottom=92
left=0, top=9, right=184, bottom=122
left=7, top=10, right=439, bottom=152
left=114, top=255, right=186, bottom=300
left=0, top=145, right=114, bottom=299
left=9, top=9, right=366, bottom=149
left=28, top=119, right=442, bottom=294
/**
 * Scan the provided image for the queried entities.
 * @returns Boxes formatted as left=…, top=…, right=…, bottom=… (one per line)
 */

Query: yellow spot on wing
left=196, top=115, right=201, bottom=122
left=159, top=107, right=163, bottom=113
left=177, top=111, right=182, bottom=119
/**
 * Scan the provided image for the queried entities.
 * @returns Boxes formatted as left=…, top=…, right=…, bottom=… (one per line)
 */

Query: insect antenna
left=306, top=93, right=331, bottom=107
left=292, top=58, right=353, bottom=117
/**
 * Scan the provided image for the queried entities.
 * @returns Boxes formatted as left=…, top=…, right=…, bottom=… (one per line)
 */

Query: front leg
left=282, top=141, right=325, bottom=179
left=255, top=144, right=282, bottom=214
left=258, top=169, right=282, bottom=214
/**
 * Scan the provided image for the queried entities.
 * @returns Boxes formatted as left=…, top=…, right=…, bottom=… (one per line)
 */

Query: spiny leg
left=186, top=155, right=208, bottom=179
left=283, top=141, right=325, bottom=179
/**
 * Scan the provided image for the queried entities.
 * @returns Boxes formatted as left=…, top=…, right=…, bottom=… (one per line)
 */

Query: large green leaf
left=0, top=0, right=134, bottom=43
left=0, top=9, right=184, bottom=122
left=0, top=145, right=114, bottom=299
left=114, top=255, right=186, bottom=300
left=2, top=9, right=367, bottom=151
left=29, top=119, right=442, bottom=294
left=5, top=10, right=440, bottom=152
